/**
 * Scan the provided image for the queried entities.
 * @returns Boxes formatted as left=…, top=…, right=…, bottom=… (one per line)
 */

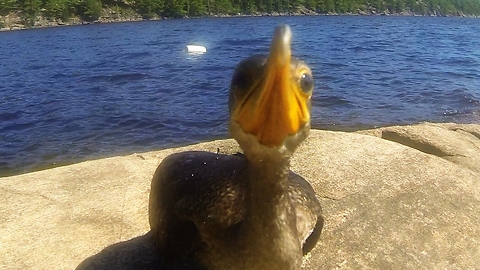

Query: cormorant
left=149, top=24, right=323, bottom=270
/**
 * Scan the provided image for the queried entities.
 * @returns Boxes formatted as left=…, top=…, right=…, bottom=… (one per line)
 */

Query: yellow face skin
left=231, top=25, right=313, bottom=147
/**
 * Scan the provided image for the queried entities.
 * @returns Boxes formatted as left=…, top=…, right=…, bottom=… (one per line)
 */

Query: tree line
left=1, top=0, right=479, bottom=26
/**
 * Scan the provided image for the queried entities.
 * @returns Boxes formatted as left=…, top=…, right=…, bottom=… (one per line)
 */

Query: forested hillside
left=1, top=0, right=479, bottom=28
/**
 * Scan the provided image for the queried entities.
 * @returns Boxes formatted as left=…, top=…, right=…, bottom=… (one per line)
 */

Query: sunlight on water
left=0, top=16, right=479, bottom=176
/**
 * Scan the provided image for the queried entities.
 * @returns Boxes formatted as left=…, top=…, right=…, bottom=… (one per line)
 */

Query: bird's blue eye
left=300, top=73, right=313, bottom=93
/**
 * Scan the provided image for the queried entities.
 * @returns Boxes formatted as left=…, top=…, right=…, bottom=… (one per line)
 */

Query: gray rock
left=358, top=123, right=480, bottom=173
left=1, top=123, right=479, bottom=269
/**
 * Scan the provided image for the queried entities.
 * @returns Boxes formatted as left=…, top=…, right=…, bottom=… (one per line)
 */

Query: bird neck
left=246, top=151, right=290, bottom=196
left=245, top=153, right=294, bottom=232
left=239, top=150, right=303, bottom=268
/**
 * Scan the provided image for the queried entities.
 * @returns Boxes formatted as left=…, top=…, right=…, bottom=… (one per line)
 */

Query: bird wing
left=288, top=172, right=324, bottom=255
left=149, top=151, right=247, bottom=258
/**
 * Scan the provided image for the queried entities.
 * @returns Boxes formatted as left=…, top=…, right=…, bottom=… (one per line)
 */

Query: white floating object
left=186, top=45, right=207, bottom=54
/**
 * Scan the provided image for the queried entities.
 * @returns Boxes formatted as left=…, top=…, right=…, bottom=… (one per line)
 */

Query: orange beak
left=232, top=25, right=311, bottom=147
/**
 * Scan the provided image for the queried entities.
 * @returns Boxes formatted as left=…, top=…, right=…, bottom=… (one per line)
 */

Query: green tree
left=384, top=0, right=394, bottom=12
left=76, top=0, right=102, bottom=21
left=289, top=0, right=301, bottom=11
left=0, top=0, right=17, bottom=14
left=395, top=0, right=406, bottom=13
left=372, top=0, right=386, bottom=12
left=208, top=0, right=232, bottom=14
left=163, top=0, right=186, bottom=17
left=19, top=0, right=42, bottom=26
left=413, top=1, right=426, bottom=14
left=135, top=0, right=164, bottom=18
left=303, top=0, right=316, bottom=11
left=426, top=0, right=440, bottom=14
left=3, top=0, right=480, bottom=25
left=239, top=0, right=255, bottom=13
left=255, top=0, right=273, bottom=12
left=335, top=0, right=346, bottom=12
left=316, top=0, right=334, bottom=12
left=273, top=0, right=289, bottom=12
left=454, top=0, right=480, bottom=15
left=185, top=0, right=206, bottom=16
left=437, top=0, right=454, bottom=14
left=45, top=0, right=74, bottom=20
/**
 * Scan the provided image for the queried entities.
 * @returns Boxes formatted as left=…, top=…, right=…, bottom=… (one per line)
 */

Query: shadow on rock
left=76, top=232, right=204, bottom=270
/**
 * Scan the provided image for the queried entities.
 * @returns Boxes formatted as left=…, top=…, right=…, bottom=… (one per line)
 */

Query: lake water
left=0, top=16, right=479, bottom=176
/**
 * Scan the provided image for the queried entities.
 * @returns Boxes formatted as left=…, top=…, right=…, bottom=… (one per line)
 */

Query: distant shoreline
left=1, top=9, right=478, bottom=32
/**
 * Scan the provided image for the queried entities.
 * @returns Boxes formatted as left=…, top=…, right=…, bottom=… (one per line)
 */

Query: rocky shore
left=1, top=7, right=475, bottom=32
left=1, top=122, right=479, bottom=269
left=0, top=9, right=145, bottom=31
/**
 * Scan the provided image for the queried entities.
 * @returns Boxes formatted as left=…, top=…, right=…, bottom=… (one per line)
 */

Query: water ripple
left=0, top=16, right=479, bottom=176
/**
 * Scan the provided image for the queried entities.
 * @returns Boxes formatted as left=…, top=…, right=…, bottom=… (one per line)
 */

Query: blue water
left=0, top=16, right=479, bottom=177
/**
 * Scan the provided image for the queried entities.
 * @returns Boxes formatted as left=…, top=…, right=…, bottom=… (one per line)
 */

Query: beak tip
left=270, top=24, right=292, bottom=66
left=274, top=24, right=292, bottom=45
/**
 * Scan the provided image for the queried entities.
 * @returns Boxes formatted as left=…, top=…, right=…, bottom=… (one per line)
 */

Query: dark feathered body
left=149, top=150, right=322, bottom=269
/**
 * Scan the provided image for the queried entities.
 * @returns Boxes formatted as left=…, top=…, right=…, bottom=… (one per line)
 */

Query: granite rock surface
left=1, top=123, right=479, bottom=269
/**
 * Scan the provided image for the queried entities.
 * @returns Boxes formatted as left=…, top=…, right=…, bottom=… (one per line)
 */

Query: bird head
left=229, top=24, right=314, bottom=156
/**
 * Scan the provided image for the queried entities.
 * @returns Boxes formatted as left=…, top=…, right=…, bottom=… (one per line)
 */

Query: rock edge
left=1, top=123, right=479, bottom=269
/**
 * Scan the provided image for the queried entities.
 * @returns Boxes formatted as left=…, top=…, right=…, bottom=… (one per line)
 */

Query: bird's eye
left=299, top=73, right=314, bottom=93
